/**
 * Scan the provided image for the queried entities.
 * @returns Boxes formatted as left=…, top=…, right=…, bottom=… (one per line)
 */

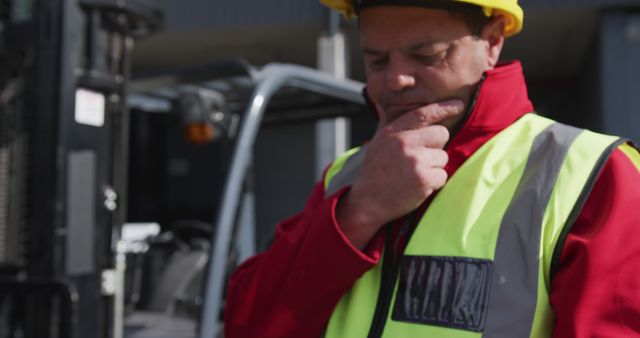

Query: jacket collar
left=457, top=60, right=533, bottom=133
left=445, top=60, right=534, bottom=174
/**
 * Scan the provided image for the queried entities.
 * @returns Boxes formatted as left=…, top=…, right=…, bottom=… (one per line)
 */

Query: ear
left=481, top=16, right=506, bottom=68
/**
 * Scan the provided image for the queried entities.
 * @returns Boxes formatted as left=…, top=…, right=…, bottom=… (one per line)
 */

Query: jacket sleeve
left=223, top=181, right=384, bottom=338
left=551, top=145, right=640, bottom=337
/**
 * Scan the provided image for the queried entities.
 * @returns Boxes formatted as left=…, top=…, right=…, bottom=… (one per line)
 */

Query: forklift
left=127, top=60, right=366, bottom=338
left=0, top=0, right=161, bottom=337
left=0, top=0, right=367, bottom=337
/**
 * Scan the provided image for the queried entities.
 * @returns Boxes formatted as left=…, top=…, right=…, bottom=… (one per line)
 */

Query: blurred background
left=129, top=0, right=640, bottom=234
left=0, top=1, right=638, bottom=337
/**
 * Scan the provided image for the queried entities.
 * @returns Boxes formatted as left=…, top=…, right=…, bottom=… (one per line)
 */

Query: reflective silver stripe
left=483, top=123, right=582, bottom=338
left=325, top=147, right=365, bottom=197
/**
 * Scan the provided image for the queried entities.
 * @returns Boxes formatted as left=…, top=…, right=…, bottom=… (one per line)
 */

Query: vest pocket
left=391, top=255, right=494, bottom=332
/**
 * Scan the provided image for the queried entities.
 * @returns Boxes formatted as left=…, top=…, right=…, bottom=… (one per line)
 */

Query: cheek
left=445, top=43, right=485, bottom=80
left=416, top=68, right=459, bottom=96
left=364, top=72, right=386, bottom=101
left=426, top=53, right=483, bottom=94
left=455, top=45, right=489, bottom=83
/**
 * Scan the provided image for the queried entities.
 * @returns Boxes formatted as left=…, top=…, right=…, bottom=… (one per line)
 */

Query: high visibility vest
left=323, top=113, right=622, bottom=338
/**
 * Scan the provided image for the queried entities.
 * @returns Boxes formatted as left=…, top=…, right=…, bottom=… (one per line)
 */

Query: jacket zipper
left=366, top=214, right=415, bottom=338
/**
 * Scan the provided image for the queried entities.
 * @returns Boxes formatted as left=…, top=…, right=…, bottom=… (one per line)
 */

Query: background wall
left=129, top=0, right=640, bottom=248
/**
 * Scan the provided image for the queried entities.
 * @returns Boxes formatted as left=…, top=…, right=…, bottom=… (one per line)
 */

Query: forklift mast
left=0, top=1, right=160, bottom=337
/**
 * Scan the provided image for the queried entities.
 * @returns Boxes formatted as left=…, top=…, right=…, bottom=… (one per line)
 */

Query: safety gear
left=320, top=0, right=524, bottom=36
left=323, top=113, right=621, bottom=338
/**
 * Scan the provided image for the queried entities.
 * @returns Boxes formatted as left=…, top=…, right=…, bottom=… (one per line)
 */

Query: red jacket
left=224, top=61, right=640, bottom=338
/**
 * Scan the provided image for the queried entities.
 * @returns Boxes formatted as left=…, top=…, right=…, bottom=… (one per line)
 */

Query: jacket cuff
left=325, top=186, right=383, bottom=264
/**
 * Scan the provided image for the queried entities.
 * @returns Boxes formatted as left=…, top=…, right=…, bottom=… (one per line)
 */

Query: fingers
left=385, top=99, right=464, bottom=133
left=420, top=167, right=448, bottom=194
left=386, top=124, right=450, bottom=150
left=416, top=125, right=449, bottom=148
left=340, top=99, right=459, bottom=231
left=425, top=148, right=448, bottom=168
left=411, top=148, right=448, bottom=177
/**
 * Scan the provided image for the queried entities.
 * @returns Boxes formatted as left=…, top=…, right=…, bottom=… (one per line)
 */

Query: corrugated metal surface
left=151, top=0, right=327, bottom=31
left=521, top=0, right=640, bottom=7
left=599, top=11, right=640, bottom=141
left=152, top=0, right=640, bottom=31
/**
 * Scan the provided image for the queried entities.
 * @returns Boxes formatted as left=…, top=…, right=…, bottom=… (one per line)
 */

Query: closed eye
left=413, top=49, right=447, bottom=66
left=366, top=56, right=388, bottom=71
left=410, top=42, right=450, bottom=66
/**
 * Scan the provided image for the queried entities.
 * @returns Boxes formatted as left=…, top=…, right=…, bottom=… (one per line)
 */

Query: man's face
left=360, top=6, right=497, bottom=129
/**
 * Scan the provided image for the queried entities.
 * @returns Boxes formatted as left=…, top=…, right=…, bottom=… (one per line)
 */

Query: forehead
left=359, top=6, right=470, bottom=49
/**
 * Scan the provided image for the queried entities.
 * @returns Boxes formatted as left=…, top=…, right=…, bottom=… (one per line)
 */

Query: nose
left=385, top=56, right=416, bottom=92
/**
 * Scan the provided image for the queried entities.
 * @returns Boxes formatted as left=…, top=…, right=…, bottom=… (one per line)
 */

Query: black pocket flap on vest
left=392, top=255, right=494, bottom=332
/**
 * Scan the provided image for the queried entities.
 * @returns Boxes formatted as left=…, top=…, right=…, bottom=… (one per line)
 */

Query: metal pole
left=316, top=10, right=350, bottom=179
left=198, top=64, right=364, bottom=338
left=113, top=241, right=127, bottom=338
left=236, top=163, right=256, bottom=263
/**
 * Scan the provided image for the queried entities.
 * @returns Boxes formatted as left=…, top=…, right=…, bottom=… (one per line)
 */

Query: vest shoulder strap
left=324, top=146, right=363, bottom=197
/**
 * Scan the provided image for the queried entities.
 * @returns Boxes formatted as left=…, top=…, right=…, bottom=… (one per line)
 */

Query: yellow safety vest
left=323, top=113, right=622, bottom=338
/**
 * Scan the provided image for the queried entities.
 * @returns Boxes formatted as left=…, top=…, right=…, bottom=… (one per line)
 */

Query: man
left=224, top=1, right=640, bottom=337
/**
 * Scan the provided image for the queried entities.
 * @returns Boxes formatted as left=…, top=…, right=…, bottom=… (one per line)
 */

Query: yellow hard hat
left=320, top=0, right=524, bottom=36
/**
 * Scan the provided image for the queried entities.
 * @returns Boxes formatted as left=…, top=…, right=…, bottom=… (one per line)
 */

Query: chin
left=440, top=114, right=466, bottom=131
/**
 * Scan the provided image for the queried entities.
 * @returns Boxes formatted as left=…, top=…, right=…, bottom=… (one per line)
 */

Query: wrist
left=335, top=190, right=385, bottom=251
